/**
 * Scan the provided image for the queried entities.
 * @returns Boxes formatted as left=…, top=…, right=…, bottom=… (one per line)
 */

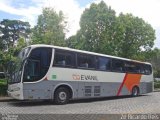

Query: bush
left=0, top=79, right=7, bottom=96
left=154, top=81, right=160, bottom=89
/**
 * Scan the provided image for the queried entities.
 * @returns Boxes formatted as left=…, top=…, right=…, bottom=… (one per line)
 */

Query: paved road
left=0, top=92, right=160, bottom=114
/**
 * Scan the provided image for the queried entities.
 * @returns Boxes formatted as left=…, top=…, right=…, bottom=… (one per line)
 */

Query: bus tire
left=54, top=87, right=70, bottom=105
left=131, top=86, right=139, bottom=97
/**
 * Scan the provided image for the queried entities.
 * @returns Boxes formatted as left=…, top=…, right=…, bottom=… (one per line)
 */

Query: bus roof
left=27, top=44, right=151, bottom=65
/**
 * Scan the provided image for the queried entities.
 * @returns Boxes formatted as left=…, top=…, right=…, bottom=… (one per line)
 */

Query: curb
left=0, top=96, right=14, bottom=102
left=153, top=89, right=160, bottom=92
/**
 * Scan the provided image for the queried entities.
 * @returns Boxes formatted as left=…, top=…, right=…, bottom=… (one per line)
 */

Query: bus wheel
left=131, top=86, right=139, bottom=97
left=54, top=87, right=70, bottom=105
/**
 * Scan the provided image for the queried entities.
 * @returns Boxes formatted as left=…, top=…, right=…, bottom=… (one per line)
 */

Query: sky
left=0, top=0, right=159, bottom=48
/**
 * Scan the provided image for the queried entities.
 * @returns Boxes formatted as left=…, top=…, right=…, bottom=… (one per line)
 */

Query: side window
left=124, top=62, right=140, bottom=73
left=54, top=52, right=66, bottom=66
left=144, top=64, right=152, bottom=75
left=98, top=57, right=111, bottom=71
left=136, top=64, right=145, bottom=74
left=112, top=59, right=125, bottom=72
left=41, top=48, right=52, bottom=67
left=77, top=54, right=95, bottom=69
left=53, top=50, right=75, bottom=68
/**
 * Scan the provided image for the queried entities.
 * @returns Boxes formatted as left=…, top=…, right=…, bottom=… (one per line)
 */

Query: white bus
left=7, top=44, right=153, bottom=104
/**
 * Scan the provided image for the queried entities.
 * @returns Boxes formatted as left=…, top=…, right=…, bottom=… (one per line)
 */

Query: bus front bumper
left=7, top=83, right=24, bottom=100
left=7, top=90, right=24, bottom=100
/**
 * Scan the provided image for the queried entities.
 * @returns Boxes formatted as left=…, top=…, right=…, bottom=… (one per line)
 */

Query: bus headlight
left=13, top=87, right=20, bottom=91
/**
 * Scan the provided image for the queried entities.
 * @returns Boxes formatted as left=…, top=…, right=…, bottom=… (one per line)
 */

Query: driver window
left=23, top=60, right=40, bottom=82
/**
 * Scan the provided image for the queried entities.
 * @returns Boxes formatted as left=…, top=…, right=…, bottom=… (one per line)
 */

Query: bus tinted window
left=98, top=57, right=111, bottom=71
left=112, top=59, right=125, bottom=72
left=136, top=64, right=145, bottom=74
left=124, top=62, right=152, bottom=75
left=124, top=62, right=142, bottom=73
left=77, top=54, right=95, bottom=69
left=53, top=50, right=75, bottom=68
left=144, top=64, right=152, bottom=75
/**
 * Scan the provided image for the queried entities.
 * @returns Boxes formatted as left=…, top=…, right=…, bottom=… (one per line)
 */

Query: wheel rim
left=59, top=91, right=67, bottom=101
left=133, top=87, right=138, bottom=96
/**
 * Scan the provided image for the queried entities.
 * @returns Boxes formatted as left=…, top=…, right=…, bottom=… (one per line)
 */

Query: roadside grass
left=0, top=78, right=7, bottom=96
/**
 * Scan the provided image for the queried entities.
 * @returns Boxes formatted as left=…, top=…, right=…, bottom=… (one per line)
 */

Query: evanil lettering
left=81, top=75, right=98, bottom=81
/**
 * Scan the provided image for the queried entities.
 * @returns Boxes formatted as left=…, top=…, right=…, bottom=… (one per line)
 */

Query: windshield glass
left=8, top=47, right=31, bottom=84
left=23, top=47, right=52, bottom=82
left=18, top=47, right=31, bottom=60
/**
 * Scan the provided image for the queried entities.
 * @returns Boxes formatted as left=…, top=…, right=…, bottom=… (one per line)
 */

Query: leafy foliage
left=0, top=19, right=30, bottom=72
left=150, top=48, right=160, bottom=78
left=0, top=19, right=30, bottom=50
left=115, top=13, right=155, bottom=59
left=67, top=1, right=117, bottom=55
left=66, top=1, right=156, bottom=61
left=154, top=80, right=160, bottom=89
left=31, top=8, right=66, bottom=46
left=0, top=38, right=27, bottom=72
left=0, top=79, right=7, bottom=96
left=0, top=3, right=158, bottom=79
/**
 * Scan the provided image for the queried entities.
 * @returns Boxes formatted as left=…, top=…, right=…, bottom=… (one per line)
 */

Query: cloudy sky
left=0, top=0, right=159, bottom=48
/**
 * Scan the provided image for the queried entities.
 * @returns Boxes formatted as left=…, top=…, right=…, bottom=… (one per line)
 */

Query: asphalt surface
left=0, top=92, right=160, bottom=120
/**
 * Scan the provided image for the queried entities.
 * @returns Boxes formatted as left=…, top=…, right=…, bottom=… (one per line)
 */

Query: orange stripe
left=124, top=74, right=141, bottom=92
left=117, top=73, right=142, bottom=96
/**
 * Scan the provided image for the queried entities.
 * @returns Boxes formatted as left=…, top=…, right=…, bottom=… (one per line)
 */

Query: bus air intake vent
left=85, top=86, right=92, bottom=97
left=94, top=86, right=100, bottom=96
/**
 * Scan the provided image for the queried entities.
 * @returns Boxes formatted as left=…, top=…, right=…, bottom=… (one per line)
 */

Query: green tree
left=149, top=48, right=160, bottom=78
left=31, top=7, right=66, bottom=46
left=0, top=19, right=30, bottom=73
left=67, top=1, right=156, bottom=61
left=0, top=37, right=27, bottom=73
left=115, top=13, right=156, bottom=60
left=66, top=35, right=77, bottom=48
left=0, top=19, right=31, bottom=51
left=14, top=38, right=27, bottom=56
left=67, top=1, right=117, bottom=55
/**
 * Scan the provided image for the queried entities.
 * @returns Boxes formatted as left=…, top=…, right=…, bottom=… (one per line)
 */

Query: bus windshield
left=8, top=47, right=31, bottom=84
left=23, top=47, right=52, bottom=82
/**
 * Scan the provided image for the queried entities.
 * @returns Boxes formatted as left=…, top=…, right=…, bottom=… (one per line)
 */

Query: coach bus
left=7, top=44, right=153, bottom=104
